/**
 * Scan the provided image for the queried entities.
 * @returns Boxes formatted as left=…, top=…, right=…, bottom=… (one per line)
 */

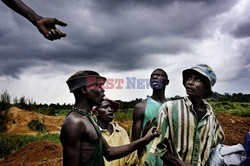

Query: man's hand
left=2, top=0, right=67, bottom=41
left=142, top=118, right=160, bottom=144
left=161, top=151, right=192, bottom=166
left=143, top=126, right=160, bottom=144
left=36, top=17, right=67, bottom=41
left=142, top=117, right=157, bottom=137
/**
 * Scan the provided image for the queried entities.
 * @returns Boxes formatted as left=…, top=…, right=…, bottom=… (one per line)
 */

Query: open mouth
left=108, top=113, right=114, bottom=119
left=153, top=81, right=158, bottom=85
left=151, top=79, right=161, bottom=86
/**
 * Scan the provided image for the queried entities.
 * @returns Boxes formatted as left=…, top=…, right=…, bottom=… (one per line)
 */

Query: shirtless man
left=2, top=0, right=67, bottom=41
left=60, top=70, right=159, bottom=166
left=131, top=68, right=169, bottom=165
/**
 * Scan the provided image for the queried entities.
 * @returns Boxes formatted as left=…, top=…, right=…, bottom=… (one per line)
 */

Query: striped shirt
left=149, top=96, right=224, bottom=166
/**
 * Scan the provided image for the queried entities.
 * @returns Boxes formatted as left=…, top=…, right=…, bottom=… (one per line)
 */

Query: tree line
left=0, top=90, right=250, bottom=112
left=0, top=90, right=250, bottom=133
left=210, top=92, right=250, bottom=102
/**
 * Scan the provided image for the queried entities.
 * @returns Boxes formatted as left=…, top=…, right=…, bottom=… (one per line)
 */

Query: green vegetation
left=27, top=119, right=46, bottom=132
left=0, top=90, right=11, bottom=133
left=210, top=92, right=250, bottom=102
left=0, top=133, right=60, bottom=159
left=114, top=108, right=133, bottom=122
left=115, top=101, right=250, bottom=120
left=209, top=101, right=250, bottom=117
left=0, top=90, right=249, bottom=159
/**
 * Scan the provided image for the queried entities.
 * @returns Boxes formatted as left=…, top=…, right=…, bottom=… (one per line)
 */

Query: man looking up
left=131, top=68, right=169, bottom=165
left=148, top=64, right=225, bottom=166
left=94, top=97, right=138, bottom=166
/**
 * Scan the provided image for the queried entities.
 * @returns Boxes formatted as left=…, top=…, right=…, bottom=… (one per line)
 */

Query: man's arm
left=131, top=101, right=146, bottom=157
left=1, top=0, right=67, bottom=41
left=131, top=101, right=146, bottom=141
left=103, top=125, right=159, bottom=161
left=60, top=117, right=85, bottom=166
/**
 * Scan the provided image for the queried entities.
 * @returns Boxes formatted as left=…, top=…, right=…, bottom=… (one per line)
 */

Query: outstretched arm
left=2, top=0, right=67, bottom=41
left=103, top=126, right=159, bottom=161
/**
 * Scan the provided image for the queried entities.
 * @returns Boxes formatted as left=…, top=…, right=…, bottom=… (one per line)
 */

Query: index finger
left=55, top=19, right=67, bottom=26
left=151, top=117, right=156, bottom=124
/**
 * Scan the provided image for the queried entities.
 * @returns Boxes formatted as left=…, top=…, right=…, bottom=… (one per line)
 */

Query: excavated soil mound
left=6, top=107, right=65, bottom=134
left=216, top=113, right=250, bottom=145
left=0, top=141, right=62, bottom=166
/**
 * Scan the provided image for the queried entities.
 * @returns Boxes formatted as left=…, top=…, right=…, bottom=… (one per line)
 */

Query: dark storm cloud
left=240, top=45, right=250, bottom=78
left=90, top=0, right=236, bottom=38
left=0, top=61, right=27, bottom=79
left=0, top=28, right=6, bottom=37
left=92, top=0, right=220, bottom=10
left=232, top=21, right=250, bottom=38
left=0, top=0, right=237, bottom=78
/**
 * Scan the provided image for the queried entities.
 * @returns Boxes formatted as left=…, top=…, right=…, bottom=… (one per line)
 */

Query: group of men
left=60, top=64, right=225, bottom=166
left=3, top=1, right=246, bottom=165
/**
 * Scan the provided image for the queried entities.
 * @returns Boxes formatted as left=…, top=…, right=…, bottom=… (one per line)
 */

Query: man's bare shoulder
left=134, top=99, right=147, bottom=111
left=62, top=112, right=88, bottom=134
left=133, top=99, right=147, bottom=118
left=64, top=111, right=88, bottom=123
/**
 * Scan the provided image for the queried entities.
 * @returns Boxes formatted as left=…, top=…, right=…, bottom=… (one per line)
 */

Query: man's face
left=85, top=83, right=105, bottom=106
left=96, top=100, right=114, bottom=123
left=150, top=69, right=168, bottom=89
left=184, top=73, right=207, bottom=99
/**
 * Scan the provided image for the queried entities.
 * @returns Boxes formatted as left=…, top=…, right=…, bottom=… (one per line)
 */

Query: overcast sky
left=0, top=0, right=249, bottom=104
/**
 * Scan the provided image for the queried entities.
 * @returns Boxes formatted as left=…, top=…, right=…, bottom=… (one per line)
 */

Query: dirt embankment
left=6, top=107, right=65, bottom=134
left=0, top=141, right=62, bottom=166
left=0, top=107, right=249, bottom=166
left=216, top=113, right=250, bottom=145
